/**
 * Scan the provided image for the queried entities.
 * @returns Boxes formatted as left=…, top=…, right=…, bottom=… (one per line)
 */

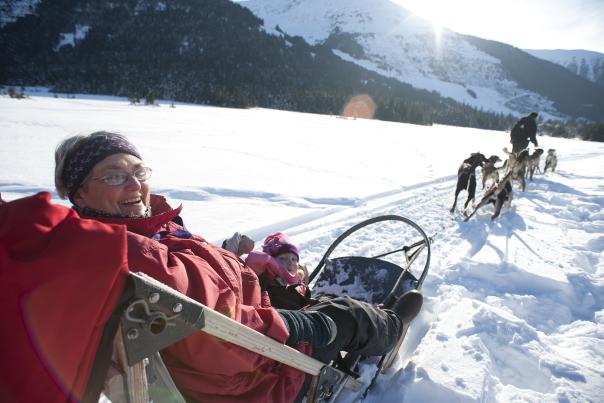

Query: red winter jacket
left=0, top=193, right=308, bottom=403
left=0, top=192, right=129, bottom=403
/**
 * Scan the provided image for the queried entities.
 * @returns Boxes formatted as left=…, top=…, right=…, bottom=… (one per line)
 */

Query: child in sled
left=224, top=229, right=424, bottom=378
left=223, top=232, right=312, bottom=310
left=227, top=232, right=419, bottom=315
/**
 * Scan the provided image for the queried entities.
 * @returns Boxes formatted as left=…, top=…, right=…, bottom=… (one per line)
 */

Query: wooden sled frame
left=98, top=272, right=358, bottom=403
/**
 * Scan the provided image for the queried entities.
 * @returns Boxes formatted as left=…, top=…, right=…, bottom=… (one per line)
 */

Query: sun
left=394, top=0, right=450, bottom=47
left=432, top=20, right=443, bottom=48
left=401, top=1, right=490, bottom=31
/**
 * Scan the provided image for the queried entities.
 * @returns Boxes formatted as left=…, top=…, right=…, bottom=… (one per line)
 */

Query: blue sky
left=394, top=0, right=604, bottom=53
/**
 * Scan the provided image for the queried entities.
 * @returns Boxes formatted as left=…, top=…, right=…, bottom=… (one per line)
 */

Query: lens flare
left=341, top=94, right=376, bottom=119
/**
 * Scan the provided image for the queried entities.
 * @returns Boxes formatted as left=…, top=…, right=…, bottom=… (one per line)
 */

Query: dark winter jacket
left=0, top=192, right=309, bottom=403
left=246, top=250, right=311, bottom=310
left=510, top=115, right=538, bottom=151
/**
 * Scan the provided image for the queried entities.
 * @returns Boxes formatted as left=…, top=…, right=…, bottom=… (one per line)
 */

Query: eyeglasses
left=88, top=167, right=152, bottom=186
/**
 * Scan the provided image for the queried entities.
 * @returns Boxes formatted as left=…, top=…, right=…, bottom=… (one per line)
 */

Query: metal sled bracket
left=121, top=272, right=205, bottom=366
left=308, top=365, right=362, bottom=403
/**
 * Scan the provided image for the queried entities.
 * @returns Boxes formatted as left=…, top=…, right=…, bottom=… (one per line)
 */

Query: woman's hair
left=54, top=131, right=133, bottom=199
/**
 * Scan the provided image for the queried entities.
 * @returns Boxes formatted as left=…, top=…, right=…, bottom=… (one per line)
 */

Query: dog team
left=450, top=112, right=558, bottom=221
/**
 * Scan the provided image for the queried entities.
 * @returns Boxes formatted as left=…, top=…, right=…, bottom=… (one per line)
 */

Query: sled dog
left=509, top=149, right=530, bottom=191
left=544, top=149, right=558, bottom=173
left=502, top=146, right=519, bottom=171
left=526, top=148, right=544, bottom=180
left=450, top=152, right=487, bottom=213
left=468, top=171, right=513, bottom=221
left=481, top=155, right=502, bottom=189
left=502, top=147, right=531, bottom=191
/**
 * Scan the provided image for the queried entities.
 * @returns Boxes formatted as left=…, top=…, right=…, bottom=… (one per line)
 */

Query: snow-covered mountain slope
left=526, top=49, right=604, bottom=87
left=240, top=0, right=601, bottom=121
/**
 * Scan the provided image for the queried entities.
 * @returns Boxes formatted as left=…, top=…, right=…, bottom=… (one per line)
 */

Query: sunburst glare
left=433, top=21, right=443, bottom=50
left=395, top=0, right=449, bottom=50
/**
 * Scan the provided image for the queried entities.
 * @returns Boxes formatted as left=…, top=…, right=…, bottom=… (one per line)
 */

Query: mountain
left=241, top=0, right=604, bottom=122
left=525, top=49, right=604, bottom=87
left=0, top=0, right=516, bottom=129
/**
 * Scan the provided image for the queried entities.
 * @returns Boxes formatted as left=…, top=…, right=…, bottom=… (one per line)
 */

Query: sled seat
left=309, top=256, right=420, bottom=385
left=310, top=256, right=419, bottom=305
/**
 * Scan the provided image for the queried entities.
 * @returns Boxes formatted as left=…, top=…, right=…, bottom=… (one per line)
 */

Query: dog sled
left=309, top=214, right=432, bottom=400
left=93, top=215, right=431, bottom=403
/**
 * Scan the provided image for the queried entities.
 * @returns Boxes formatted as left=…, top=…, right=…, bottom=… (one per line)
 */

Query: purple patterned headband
left=64, top=134, right=141, bottom=203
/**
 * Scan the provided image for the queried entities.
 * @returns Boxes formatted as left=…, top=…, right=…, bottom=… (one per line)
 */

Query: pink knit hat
left=262, top=232, right=299, bottom=260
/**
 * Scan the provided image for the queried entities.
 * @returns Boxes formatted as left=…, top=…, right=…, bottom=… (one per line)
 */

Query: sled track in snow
left=249, top=167, right=604, bottom=402
left=262, top=175, right=463, bottom=353
left=267, top=172, right=541, bottom=392
left=278, top=176, right=457, bottom=249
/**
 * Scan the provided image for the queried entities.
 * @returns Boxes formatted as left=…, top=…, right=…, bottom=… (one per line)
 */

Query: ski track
left=241, top=166, right=604, bottom=402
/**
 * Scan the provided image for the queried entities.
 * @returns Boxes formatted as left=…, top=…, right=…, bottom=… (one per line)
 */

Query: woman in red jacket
left=50, top=131, right=422, bottom=402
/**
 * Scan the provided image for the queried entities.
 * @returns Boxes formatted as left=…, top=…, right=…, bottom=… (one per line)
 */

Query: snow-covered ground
left=1, top=92, right=603, bottom=402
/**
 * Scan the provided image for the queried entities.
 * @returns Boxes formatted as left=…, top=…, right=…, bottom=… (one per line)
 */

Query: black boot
left=390, top=290, right=423, bottom=323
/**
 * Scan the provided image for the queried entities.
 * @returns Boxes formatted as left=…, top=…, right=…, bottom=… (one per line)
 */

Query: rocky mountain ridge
left=525, top=48, right=604, bottom=87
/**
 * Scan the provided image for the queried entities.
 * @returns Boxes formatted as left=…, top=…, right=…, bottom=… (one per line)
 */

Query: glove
left=278, top=310, right=337, bottom=348
left=238, top=234, right=255, bottom=255
left=222, top=232, right=255, bottom=256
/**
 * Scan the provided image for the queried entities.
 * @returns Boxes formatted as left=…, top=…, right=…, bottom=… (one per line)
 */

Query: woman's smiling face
left=73, top=153, right=151, bottom=216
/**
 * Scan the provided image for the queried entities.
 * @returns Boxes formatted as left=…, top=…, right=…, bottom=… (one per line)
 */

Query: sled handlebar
left=310, top=215, right=432, bottom=288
